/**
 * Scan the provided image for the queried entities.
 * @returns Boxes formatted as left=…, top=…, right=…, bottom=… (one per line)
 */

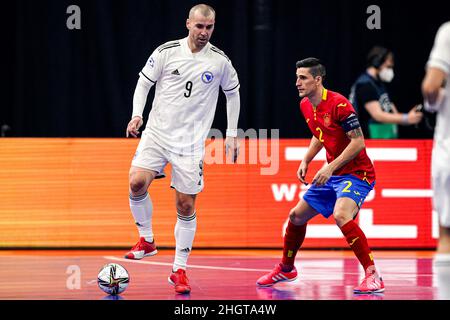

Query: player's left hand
left=312, top=165, right=333, bottom=186
left=225, top=136, right=240, bottom=163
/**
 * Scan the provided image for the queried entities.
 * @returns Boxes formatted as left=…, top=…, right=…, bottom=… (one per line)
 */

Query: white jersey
left=427, top=22, right=450, bottom=149
left=140, top=37, right=240, bottom=155
left=427, top=22, right=450, bottom=228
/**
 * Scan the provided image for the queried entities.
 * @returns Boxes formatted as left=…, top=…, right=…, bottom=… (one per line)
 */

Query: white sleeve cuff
left=427, top=60, right=450, bottom=75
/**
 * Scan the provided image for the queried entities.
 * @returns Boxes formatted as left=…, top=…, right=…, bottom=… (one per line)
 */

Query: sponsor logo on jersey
left=171, top=69, right=180, bottom=76
left=201, top=71, right=214, bottom=84
left=147, top=57, right=154, bottom=68
left=323, top=113, right=331, bottom=127
left=337, top=103, right=347, bottom=108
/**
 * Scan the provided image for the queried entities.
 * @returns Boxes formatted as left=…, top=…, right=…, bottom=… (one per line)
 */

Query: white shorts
left=131, top=132, right=204, bottom=195
left=432, top=142, right=450, bottom=227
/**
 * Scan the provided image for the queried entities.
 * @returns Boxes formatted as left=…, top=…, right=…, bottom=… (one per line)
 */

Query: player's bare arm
left=312, top=127, right=365, bottom=186
left=298, top=135, right=323, bottom=184
left=327, top=126, right=365, bottom=171
left=346, top=126, right=364, bottom=139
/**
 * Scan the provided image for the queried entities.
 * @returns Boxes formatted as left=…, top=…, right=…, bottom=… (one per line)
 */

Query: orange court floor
left=0, top=249, right=447, bottom=300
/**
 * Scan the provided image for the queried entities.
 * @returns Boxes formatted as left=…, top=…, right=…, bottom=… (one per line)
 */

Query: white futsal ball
left=97, top=263, right=130, bottom=295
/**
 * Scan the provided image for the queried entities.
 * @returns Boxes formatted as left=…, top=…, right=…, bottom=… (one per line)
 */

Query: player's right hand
left=225, top=136, right=240, bottom=163
left=407, top=106, right=423, bottom=125
left=297, top=162, right=309, bottom=185
left=126, top=116, right=143, bottom=138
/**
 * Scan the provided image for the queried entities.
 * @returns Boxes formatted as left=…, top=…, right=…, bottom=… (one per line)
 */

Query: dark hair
left=296, top=57, right=326, bottom=79
left=367, top=46, right=392, bottom=68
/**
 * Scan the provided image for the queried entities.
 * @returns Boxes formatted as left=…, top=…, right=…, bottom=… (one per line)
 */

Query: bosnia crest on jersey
left=201, top=71, right=214, bottom=84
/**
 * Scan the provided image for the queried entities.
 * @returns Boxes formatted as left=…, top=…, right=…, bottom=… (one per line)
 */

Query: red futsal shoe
left=256, top=263, right=298, bottom=287
left=354, top=267, right=385, bottom=294
left=168, top=269, right=191, bottom=294
left=124, top=237, right=157, bottom=260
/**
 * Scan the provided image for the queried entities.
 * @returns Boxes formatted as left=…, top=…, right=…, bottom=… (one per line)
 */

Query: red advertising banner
left=268, top=139, right=435, bottom=248
left=0, top=138, right=435, bottom=249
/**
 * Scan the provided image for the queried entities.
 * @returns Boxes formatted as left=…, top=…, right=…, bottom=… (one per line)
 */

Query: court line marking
left=104, top=256, right=271, bottom=272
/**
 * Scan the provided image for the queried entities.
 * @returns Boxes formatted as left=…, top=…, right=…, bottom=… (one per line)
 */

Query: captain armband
left=340, top=113, right=361, bottom=132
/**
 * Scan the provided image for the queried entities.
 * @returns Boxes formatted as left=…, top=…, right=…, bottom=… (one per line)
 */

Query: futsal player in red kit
left=257, top=58, right=384, bottom=294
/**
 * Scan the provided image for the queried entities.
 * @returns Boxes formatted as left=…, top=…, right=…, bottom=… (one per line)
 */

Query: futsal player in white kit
left=422, top=21, right=450, bottom=299
left=125, top=4, right=240, bottom=294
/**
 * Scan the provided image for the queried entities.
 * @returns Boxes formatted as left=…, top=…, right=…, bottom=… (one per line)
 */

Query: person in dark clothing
left=349, top=46, right=423, bottom=138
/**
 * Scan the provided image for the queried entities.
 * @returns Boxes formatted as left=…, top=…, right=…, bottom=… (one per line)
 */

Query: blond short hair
left=189, top=4, right=216, bottom=19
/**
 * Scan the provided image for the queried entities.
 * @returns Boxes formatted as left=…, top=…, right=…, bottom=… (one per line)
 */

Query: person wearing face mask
left=349, top=46, right=423, bottom=138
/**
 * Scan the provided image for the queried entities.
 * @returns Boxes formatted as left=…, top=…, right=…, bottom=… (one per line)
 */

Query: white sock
left=173, top=212, right=197, bottom=271
left=129, top=192, right=153, bottom=243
